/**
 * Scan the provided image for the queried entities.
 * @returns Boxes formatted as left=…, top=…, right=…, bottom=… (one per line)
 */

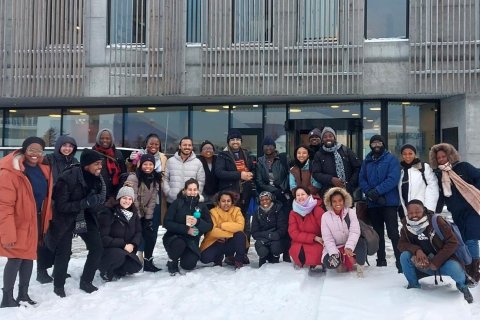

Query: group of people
left=1, top=126, right=479, bottom=307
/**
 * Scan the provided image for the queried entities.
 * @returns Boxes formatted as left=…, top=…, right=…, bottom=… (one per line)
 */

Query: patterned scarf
left=94, top=145, right=121, bottom=186
left=121, top=209, right=134, bottom=221
left=406, top=215, right=429, bottom=235
left=438, top=162, right=480, bottom=214
left=322, top=143, right=346, bottom=181
left=292, top=196, right=318, bottom=217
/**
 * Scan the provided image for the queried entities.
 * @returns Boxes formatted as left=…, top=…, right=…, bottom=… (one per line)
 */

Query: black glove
left=80, top=193, right=102, bottom=209
left=366, top=189, right=380, bottom=202
left=142, top=218, right=154, bottom=232
left=268, top=232, right=280, bottom=241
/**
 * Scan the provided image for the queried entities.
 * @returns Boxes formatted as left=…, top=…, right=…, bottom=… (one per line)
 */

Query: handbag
left=345, top=211, right=379, bottom=256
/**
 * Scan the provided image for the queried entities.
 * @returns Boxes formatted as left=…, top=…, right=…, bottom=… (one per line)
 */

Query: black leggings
left=2, top=258, right=33, bottom=291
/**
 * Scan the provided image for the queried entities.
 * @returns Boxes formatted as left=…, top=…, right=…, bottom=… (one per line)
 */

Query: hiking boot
left=16, top=286, right=36, bottom=305
left=54, top=287, right=66, bottom=298
left=1, top=288, right=19, bottom=308
left=36, top=269, right=53, bottom=284
left=258, top=257, right=267, bottom=268
left=167, top=260, right=179, bottom=276
left=143, top=258, right=162, bottom=272
left=224, top=256, right=235, bottom=266
left=376, top=259, right=387, bottom=267
left=79, top=280, right=98, bottom=294
left=459, top=286, right=474, bottom=304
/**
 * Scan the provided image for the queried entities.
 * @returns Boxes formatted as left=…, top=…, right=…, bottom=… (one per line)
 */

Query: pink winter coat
left=321, top=208, right=361, bottom=261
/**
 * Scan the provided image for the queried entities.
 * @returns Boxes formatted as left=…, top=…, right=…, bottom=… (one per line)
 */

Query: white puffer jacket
left=162, top=152, right=205, bottom=203
left=398, top=162, right=439, bottom=213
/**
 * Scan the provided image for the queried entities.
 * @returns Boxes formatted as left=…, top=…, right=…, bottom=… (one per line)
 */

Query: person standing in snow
left=321, top=187, right=367, bottom=277
left=163, top=179, right=213, bottom=275
left=197, top=140, right=219, bottom=206
left=0, top=137, right=53, bottom=307
left=398, top=200, right=473, bottom=303
left=288, top=186, right=325, bottom=271
left=289, top=145, right=322, bottom=197
left=98, top=186, right=143, bottom=281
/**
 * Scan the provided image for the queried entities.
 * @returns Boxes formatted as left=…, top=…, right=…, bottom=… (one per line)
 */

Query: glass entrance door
left=233, top=128, right=263, bottom=160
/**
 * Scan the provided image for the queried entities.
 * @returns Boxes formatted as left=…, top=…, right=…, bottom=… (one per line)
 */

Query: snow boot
left=234, top=260, right=244, bottom=269
left=167, top=260, right=179, bottom=276
left=268, top=254, right=280, bottom=264
left=258, top=257, right=267, bottom=268
left=100, top=271, right=115, bottom=282
left=224, top=256, right=235, bottom=266
left=459, top=286, right=473, bottom=304
left=395, top=260, right=403, bottom=273
left=16, top=285, right=36, bottom=305
left=242, top=254, right=250, bottom=265
left=143, top=257, right=162, bottom=272
left=1, top=288, right=19, bottom=308
left=79, top=280, right=98, bottom=294
left=473, top=259, right=480, bottom=283
left=356, top=265, right=365, bottom=278
left=54, top=286, right=66, bottom=298
left=376, top=259, right=387, bottom=267
left=36, top=269, right=53, bottom=284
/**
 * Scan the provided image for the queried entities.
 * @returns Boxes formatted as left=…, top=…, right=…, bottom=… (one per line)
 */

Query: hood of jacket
left=323, top=187, right=353, bottom=211
left=54, top=135, right=78, bottom=159
left=429, top=143, right=460, bottom=169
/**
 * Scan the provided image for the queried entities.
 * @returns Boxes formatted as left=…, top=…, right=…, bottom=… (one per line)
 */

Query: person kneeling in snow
left=398, top=199, right=473, bottom=303
left=321, top=187, right=367, bottom=277
left=98, top=186, right=143, bottom=281
left=251, top=191, right=289, bottom=267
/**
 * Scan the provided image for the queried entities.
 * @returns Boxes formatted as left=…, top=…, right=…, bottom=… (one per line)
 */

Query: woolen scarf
left=94, top=145, right=121, bottom=186
left=292, top=196, right=318, bottom=217
left=322, top=143, right=346, bottom=181
left=121, top=208, right=134, bottom=221
left=438, top=162, right=480, bottom=214
left=406, top=215, right=429, bottom=235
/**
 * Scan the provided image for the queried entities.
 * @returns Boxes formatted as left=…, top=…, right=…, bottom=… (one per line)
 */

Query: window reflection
left=191, top=106, right=229, bottom=153
left=230, top=105, right=262, bottom=128
left=365, top=0, right=408, bottom=39
left=265, top=105, right=286, bottom=152
left=362, top=102, right=382, bottom=158
left=289, top=103, right=361, bottom=119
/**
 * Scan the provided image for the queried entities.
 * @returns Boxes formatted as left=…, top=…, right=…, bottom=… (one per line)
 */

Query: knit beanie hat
left=369, top=135, right=386, bottom=146
left=80, top=149, right=104, bottom=167
left=227, top=129, right=242, bottom=142
left=400, top=144, right=417, bottom=154
left=321, top=127, right=336, bottom=139
left=262, top=136, right=276, bottom=148
left=21, top=137, right=46, bottom=153
left=308, top=128, right=322, bottom=139
left=200, top=140, right=215, bottom=151
left=140, top=153, right=156, bottom=166
left=116, top=186, right=135, bottom=200
left=258, top=191, right=274, bottom=201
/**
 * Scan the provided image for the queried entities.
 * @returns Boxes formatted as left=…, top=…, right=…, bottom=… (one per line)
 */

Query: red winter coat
left=0, top=150, right=53, bottom=260
left=288, top=202, right=325, bottom=267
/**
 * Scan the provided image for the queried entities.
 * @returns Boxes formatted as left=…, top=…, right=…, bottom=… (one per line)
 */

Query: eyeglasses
left=202, top=147, right=214, bottom=151
left=229, top=138, right=242, bottom=142
left=25, top=148, right=44, bottom=155
left=370, top=141, right=383, bottom=147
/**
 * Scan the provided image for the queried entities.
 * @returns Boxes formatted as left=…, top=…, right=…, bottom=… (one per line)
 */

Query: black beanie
left=140, top=153, right=156, bottom=166
left=80, top=149, right=104, bottom=167
left=369, top=135, right=386, bottom=146
left=21, top=137, right=46, bottom=153
left=262, top=136, right=276, bottom=148
left=400, top=144, right=417, bottom=154
left=200, top=140, right=215, bottom=151
left=227, top=129, right=242, bottom=142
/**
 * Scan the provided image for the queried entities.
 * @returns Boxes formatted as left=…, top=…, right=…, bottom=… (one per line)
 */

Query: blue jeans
left=400, top=251, right=467, bottom=289
left=465, top=240, right=480, bottom=259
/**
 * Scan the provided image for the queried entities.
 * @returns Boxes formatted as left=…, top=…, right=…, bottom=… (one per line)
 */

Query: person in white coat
left=398, top=144, right=439, bottom=219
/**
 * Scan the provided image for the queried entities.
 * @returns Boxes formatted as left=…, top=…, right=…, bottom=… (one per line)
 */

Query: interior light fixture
left=49, top=114, right=61, bottom=118
left=342, top=109, right=350, bottom=113
left=289, top=108, right=302, bottom=113
left=70, top=109, right=83, bottom=113
left=401, top=102, right=411, bottom=105
left=222, top=105, right=229, bottom=109
left=369, top=107, right=381, bottom=111
left=147, top=107, right=157, bottom=110
left=204, top=109, right=220, bottom=112
left=137, top=110, right=144, bottom=113
left=252, top=104, right=259, bottom=108
left=9, top=109, right=17, bottom=113
left=330, top=105, right=340, bottom=109
left=367, top=119, right=374, bottom=122
left=352, top=113, right=359, bottom=116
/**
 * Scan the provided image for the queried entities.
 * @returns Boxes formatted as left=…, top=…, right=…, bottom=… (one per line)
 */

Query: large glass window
left=233, top=0, right=273, bottom=43
left=365, top=0, right=408, bottom=39
left=387, top=102, right=437, bottom=161
left=230, top=105, right=263, bottom=128
left=124, top=106, right=188, bottom=155
left=108, top=0, right=146, bottom=45
left=187, top=0, right=202, bottom=43
left=362, top=102, right=382, bottom=158
left=264, top=105, right=286, bottom=152
left=191, top=106, right=229, bottom=152
left=288, top=102, right=361, bottom=120
left=4, top=109, right=62, bottom=147
left=300, top=0, right=338, bottom=41
left=63, top=108, right=123, bottom=148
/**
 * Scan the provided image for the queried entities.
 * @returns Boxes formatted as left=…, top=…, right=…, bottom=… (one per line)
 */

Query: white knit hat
left=116, top=186, right=135, bottom=200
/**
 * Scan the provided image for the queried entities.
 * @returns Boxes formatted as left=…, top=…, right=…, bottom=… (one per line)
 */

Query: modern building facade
left=0, top=0, right=478, bottom=164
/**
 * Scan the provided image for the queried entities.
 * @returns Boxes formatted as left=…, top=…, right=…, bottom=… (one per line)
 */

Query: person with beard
left=311, top=127, right=362, bottom=198
left=47, top=149, right=106, bottom=297
left=163, top=179, right=212, bottom=275
left=125, top=154, right=162, bottom=272
left=307, top=128, right=322, bottom=160
left=197, top=140, right=218, bottom=206
left=397, top=144, right=439, bottom=220
left=251, top=191, right=289, bottom=267
left=98, top=186, right=143, bottom=282
left=429, top=143, right=480, bottom=283
left=92, top=128, right=127, bottom=207
left=289, top=145, right=322, bottom=197
left=398, top=200, right=473, bottom=303
left=359, top=135, right=402, bottom=271
left=0, top=137, right=53, bottom=307
left=162, top=137, right=205, bottom=205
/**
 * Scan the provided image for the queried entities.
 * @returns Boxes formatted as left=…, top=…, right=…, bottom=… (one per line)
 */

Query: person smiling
left=289, top=145, right=322, bottom=197
left=0, top=137, right=53, bottom=307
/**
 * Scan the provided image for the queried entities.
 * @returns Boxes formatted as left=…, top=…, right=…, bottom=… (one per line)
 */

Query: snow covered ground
left=1, top=227, right=479, bottom=320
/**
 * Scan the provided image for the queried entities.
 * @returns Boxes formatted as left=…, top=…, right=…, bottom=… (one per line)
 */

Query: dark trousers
left=139, top=204, right=160, bottom=259
left=37, top=214, right=54, bottom=270
left=2, top=259, right=33, bottom=291
left=367, top=206, right=401, bottom=263
left=201, top=232, right=247, bottom=264
left=100, top=249, right=142, bottom=276
left=164, top=237, right=199, bottom=270
left=322, top=237, right=368, bottom=268
left=254, top=238, right=288, bottom=258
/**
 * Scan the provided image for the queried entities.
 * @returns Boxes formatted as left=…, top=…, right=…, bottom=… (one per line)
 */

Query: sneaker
left=458, top=286, right=474, bottom=303
left=79, top=280, right=98, bottom=294
left=36, top=269, right=53, bottom=284
left=167, top=261, right=179, bottom=276
left=53, top=287, right=66, bottom=298
left=376, top=259, right=387, bottom=267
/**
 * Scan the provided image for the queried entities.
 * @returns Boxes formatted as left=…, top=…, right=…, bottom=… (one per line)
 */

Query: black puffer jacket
left=163, top=194, right=213, bottom=257
left=255, top=153, right=289, bottom=194
left=215, top=148, right=254, bottom=193
left=45, top=135, right=79, bottom=184
left=251, top=202, right=289, bottom=243
left=198, top=155, right=218, bottom=197
left=99, top=206, right=142, bottom=251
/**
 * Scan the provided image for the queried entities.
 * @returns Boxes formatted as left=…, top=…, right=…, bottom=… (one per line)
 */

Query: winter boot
left=100, top=271, right=115, bottom=282
left=459, top=286, right=474, bottom=304
left=234, top=260, right=244, bottom=269
left=269, top=255, right=280, bottom=264
left=283, top=252, right=291, bottom=263
left=376, top=259, right=387, bottom=267
left=16, top=286, right=36, bottom=305
left=54, top=286, right=66, bottom=298
left=473, top=259, right=480, bottom=283
left=258, top=257, right=267, bottom=268
left=1, top=288, right=19, bottom=308
left=224, top=256, right=235, bottom=266
left=395, top=260, right=403, bottom=274
left=36, top=268, right=53, bottom=284
left=143, top=257, right=162, bottom=272
left=356, top=265, right=365, bottom=278
left=167, top=260, right=179, bottom=276
left=79, top=279, right=98, bottom=294
left=242, top=254, right=250, bottom=265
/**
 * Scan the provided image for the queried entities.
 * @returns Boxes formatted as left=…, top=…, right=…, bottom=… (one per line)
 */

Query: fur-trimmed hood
left=323, top=187, right=352, bottom=211
left=429, top=143, right=460, bottom=169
